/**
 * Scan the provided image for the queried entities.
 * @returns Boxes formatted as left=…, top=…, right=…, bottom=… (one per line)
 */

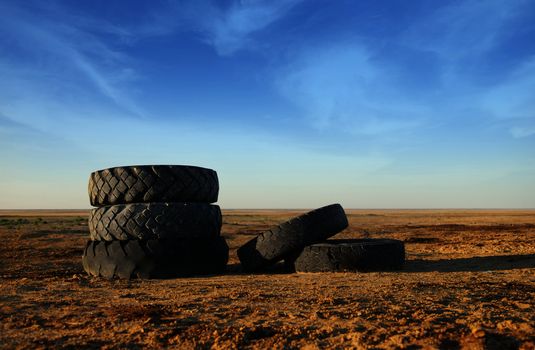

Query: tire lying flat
left=291, top=239, right=405, bottom=272
left=237, top=204, right=348, bottom=272
left=82, top=237, right=229, bottom=279
left=88, top=165, right=219, bottom=206
left=89, top=202, right=222, bottom=241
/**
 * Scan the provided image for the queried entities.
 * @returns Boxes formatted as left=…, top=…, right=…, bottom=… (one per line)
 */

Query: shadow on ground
left=404, top=254, right=535, bottom=273
left=184, top=255, right=535, bottom=277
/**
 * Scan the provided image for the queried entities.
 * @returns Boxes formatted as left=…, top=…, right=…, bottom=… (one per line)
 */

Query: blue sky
left=1, top=0, right=534, bottom=209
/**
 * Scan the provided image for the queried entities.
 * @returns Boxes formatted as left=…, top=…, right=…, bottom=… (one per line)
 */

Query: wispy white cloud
left=404, top=0, right=535, bottom=121
left=510, top=126, right=535, bottom=138
left=402, top=0, right=522, bottom=61
left=0, top=2, right=143, bottom=117
left=0, top=113, right=33, bottom=132
left=275, top=44, right=427, bottom=136
left=481, top=58, right=535, bottom=121
left=138, top=0, right=302, bottom=56
left=203, top=0, right=301, bottom=55
left=275, top=0, right=535, bottom=138
left=399, top=0, right=535, bottom=139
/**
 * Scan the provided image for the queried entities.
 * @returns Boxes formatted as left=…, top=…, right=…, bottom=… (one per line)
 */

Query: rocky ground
left=0, top=209, right=534, bottom=349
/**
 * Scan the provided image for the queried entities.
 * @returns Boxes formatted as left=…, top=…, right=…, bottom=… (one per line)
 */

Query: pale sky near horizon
left=1, top=0, right=534, bottom=209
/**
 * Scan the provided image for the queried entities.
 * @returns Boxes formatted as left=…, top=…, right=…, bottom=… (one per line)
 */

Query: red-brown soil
left=1, top=209, right=534, bottom=349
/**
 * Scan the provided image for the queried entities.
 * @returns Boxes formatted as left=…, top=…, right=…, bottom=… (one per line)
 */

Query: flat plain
left=0, top=209, right=534, bottom=349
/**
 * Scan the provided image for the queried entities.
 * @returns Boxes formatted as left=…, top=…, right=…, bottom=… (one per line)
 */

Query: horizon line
left=1, top=208, right=534, bottom=211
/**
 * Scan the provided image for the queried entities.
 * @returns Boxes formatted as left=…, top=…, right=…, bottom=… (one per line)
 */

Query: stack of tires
left=82, top=165, right=228, bottom=279
left=238, top=204, right=406, bottom=273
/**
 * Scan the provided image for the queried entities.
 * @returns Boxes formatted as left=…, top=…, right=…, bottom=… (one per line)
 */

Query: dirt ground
left=0, top=209, right=534, bottom=349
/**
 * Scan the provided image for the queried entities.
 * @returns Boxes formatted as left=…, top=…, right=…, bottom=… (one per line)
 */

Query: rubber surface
left=88, top=165, right=219, bottom=206
left=237, top=204, right=348, bottom=272
left=81, top=237, right=229, bottom=279
left=292, top=239, right=405, bottom=272
left=89, top=202, right=221, bottom=241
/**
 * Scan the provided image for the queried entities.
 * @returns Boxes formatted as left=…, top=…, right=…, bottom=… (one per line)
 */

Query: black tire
left=88, top=165, right=219, bottom=206
left=81, top=237, right=229, bottom=279
left=291, top=239, right=405, bottom=272
left=237, top=204, right=348, bottom=272
left=89, top=202, right=221, bottom=241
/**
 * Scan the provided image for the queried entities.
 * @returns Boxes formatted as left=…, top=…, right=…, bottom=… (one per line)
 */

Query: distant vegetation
left=0, top=218, right=31, bottom=226
left=0, top=216, right=87, bottom=231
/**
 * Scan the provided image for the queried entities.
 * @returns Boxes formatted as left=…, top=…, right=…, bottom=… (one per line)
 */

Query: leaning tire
left=88, top=165, right=219, bottom=206
left=237, top=204, right=348, bottom=272
left=292, top=239, right=405, bottom=272
left=81, top=237, right=229, bottom=279
left=89, top=202, right=221, bottom=241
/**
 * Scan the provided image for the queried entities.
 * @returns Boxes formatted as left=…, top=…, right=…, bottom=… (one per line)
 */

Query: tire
left=88, top=165, right=219, bottom=206
left=237, top=204, right=348, bottom=272
left=81, top=237, right=229, bottom=279
left=89, top=203, right=221, bottom=241
left=291, top=239, right=405, bottom=272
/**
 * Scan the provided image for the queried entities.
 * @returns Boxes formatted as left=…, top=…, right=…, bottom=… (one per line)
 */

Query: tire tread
left=89, top=165, right=219, bottom=206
